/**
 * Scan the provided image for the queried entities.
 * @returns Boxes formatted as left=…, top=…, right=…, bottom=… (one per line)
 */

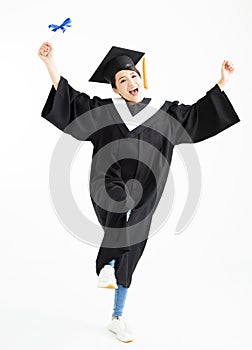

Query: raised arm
left=38, top=42, right=60, bottom=90
left=217, top=60, right=235, bottom=91
left=168, top=59, right=239, bottom=145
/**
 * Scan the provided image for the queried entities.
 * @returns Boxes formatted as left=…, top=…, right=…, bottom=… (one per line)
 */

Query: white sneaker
left=97, top=265, right=118, bottom=289
left=108, top=317, right=134, bottom=343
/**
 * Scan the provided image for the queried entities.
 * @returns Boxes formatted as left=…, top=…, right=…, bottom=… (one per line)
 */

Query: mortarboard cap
left=89, top=46, right=147, bottom=86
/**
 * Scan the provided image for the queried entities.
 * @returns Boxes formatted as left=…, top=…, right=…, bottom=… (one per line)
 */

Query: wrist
left=44, top=57, right=56, bottom=68
left=217, top=78, right=228, bottom=91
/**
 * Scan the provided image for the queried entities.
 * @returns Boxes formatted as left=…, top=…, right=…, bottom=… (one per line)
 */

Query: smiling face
left=112, top=69, right=144, bottom=104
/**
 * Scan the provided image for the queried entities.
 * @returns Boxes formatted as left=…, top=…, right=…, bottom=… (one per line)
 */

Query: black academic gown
left=41, top=76, right=240, bottom=287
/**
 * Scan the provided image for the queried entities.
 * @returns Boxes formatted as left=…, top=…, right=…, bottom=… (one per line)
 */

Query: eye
left=131, top=74, right=137, bottom=78
left=120, top=79, right=126, bottom=84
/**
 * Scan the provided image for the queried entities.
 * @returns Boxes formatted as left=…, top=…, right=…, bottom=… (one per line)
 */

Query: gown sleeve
left=41, top=76, right=103, bottom=141
left=168, top=84, right=240, bottom=145
left=41, top=76, right=135, bottom=210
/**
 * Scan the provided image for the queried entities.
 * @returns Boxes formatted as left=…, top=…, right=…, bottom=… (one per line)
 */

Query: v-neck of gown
left=111, top=97, right=165, bottom=136
left=126, top=98, right=151, bottom=116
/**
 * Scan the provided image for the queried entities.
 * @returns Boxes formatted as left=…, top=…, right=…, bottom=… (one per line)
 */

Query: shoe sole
left=97, top=284, right=118, bottom=289
left=108, top=329, right=134, bottom=343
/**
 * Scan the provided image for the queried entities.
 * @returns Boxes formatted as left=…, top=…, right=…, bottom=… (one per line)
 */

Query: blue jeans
left=107, top=259, right=128, bottom=318
left=106, top=210, right=131, bottom=317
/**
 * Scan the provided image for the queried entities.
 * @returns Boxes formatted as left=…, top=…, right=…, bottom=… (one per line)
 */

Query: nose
left=128, top=76, right=135, bottom=86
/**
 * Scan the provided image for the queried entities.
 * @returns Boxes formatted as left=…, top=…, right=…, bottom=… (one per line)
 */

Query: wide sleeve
left=168, top=84, right=240, bottom=145
left=41, top=76, right=103, bottom=141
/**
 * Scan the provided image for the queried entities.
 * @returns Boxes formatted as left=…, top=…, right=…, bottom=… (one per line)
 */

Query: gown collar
left=112, top=97, right=165, bottom=133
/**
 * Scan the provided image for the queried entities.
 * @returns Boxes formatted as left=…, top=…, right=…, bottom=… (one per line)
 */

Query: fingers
left=222, top=59, right=235, bottom=72
left=38, top=42, right=53, bottom=57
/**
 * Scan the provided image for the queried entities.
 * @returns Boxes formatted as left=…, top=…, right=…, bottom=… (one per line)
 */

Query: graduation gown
left=41, top=76, right=240, bottom=287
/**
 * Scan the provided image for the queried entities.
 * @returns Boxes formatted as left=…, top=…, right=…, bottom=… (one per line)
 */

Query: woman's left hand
left=218, top=60, right=235, bottom=91
left=221, top=60, right=235, bottom=82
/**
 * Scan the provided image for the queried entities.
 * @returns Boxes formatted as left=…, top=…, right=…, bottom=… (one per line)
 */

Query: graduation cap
left=89, top=46, right=148, bottom=88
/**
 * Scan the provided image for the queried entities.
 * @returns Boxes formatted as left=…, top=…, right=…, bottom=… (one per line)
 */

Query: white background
left=1, top=0, right=251, bottom=349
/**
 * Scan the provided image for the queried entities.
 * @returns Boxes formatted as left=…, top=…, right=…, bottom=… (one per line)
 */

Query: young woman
left=38, top=42, right=240, bottom=343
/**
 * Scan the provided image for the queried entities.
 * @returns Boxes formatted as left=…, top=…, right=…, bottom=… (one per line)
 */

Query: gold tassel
left=142, top=56, right=148, bottom=89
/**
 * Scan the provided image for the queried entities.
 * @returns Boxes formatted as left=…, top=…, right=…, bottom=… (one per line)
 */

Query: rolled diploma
left=43, top=30, right=62, bottom=56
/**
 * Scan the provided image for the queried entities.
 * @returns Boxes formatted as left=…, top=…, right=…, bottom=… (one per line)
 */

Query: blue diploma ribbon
left=48, top=18, right=72, bottom=33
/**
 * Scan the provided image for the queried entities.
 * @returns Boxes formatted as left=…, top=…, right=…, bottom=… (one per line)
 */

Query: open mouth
left=129, top=88, right=138, bottom=96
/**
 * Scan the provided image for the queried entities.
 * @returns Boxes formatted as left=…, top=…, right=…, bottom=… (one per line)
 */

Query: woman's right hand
left=38, top=42, right=60, bottom=89
left=38, top=42, right=54, bottom=64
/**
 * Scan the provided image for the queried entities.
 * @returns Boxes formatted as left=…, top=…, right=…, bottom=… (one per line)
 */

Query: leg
left=112, top=284, right=128, bottom=318
left=97, top=259, right=118, bottom=289
left=108, top=284, right=134, bottom=342
left=107, top=259, right=116, bottom=268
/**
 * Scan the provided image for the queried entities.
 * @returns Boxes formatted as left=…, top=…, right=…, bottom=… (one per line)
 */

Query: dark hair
left=111, top=66, right=141, bottom=89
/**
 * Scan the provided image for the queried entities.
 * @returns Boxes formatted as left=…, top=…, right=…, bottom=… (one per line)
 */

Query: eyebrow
left=119, top=72, right=136, bottom=81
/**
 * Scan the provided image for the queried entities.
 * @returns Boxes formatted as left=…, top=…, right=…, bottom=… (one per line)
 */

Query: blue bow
left=48, top=18, right=72, bottom=33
